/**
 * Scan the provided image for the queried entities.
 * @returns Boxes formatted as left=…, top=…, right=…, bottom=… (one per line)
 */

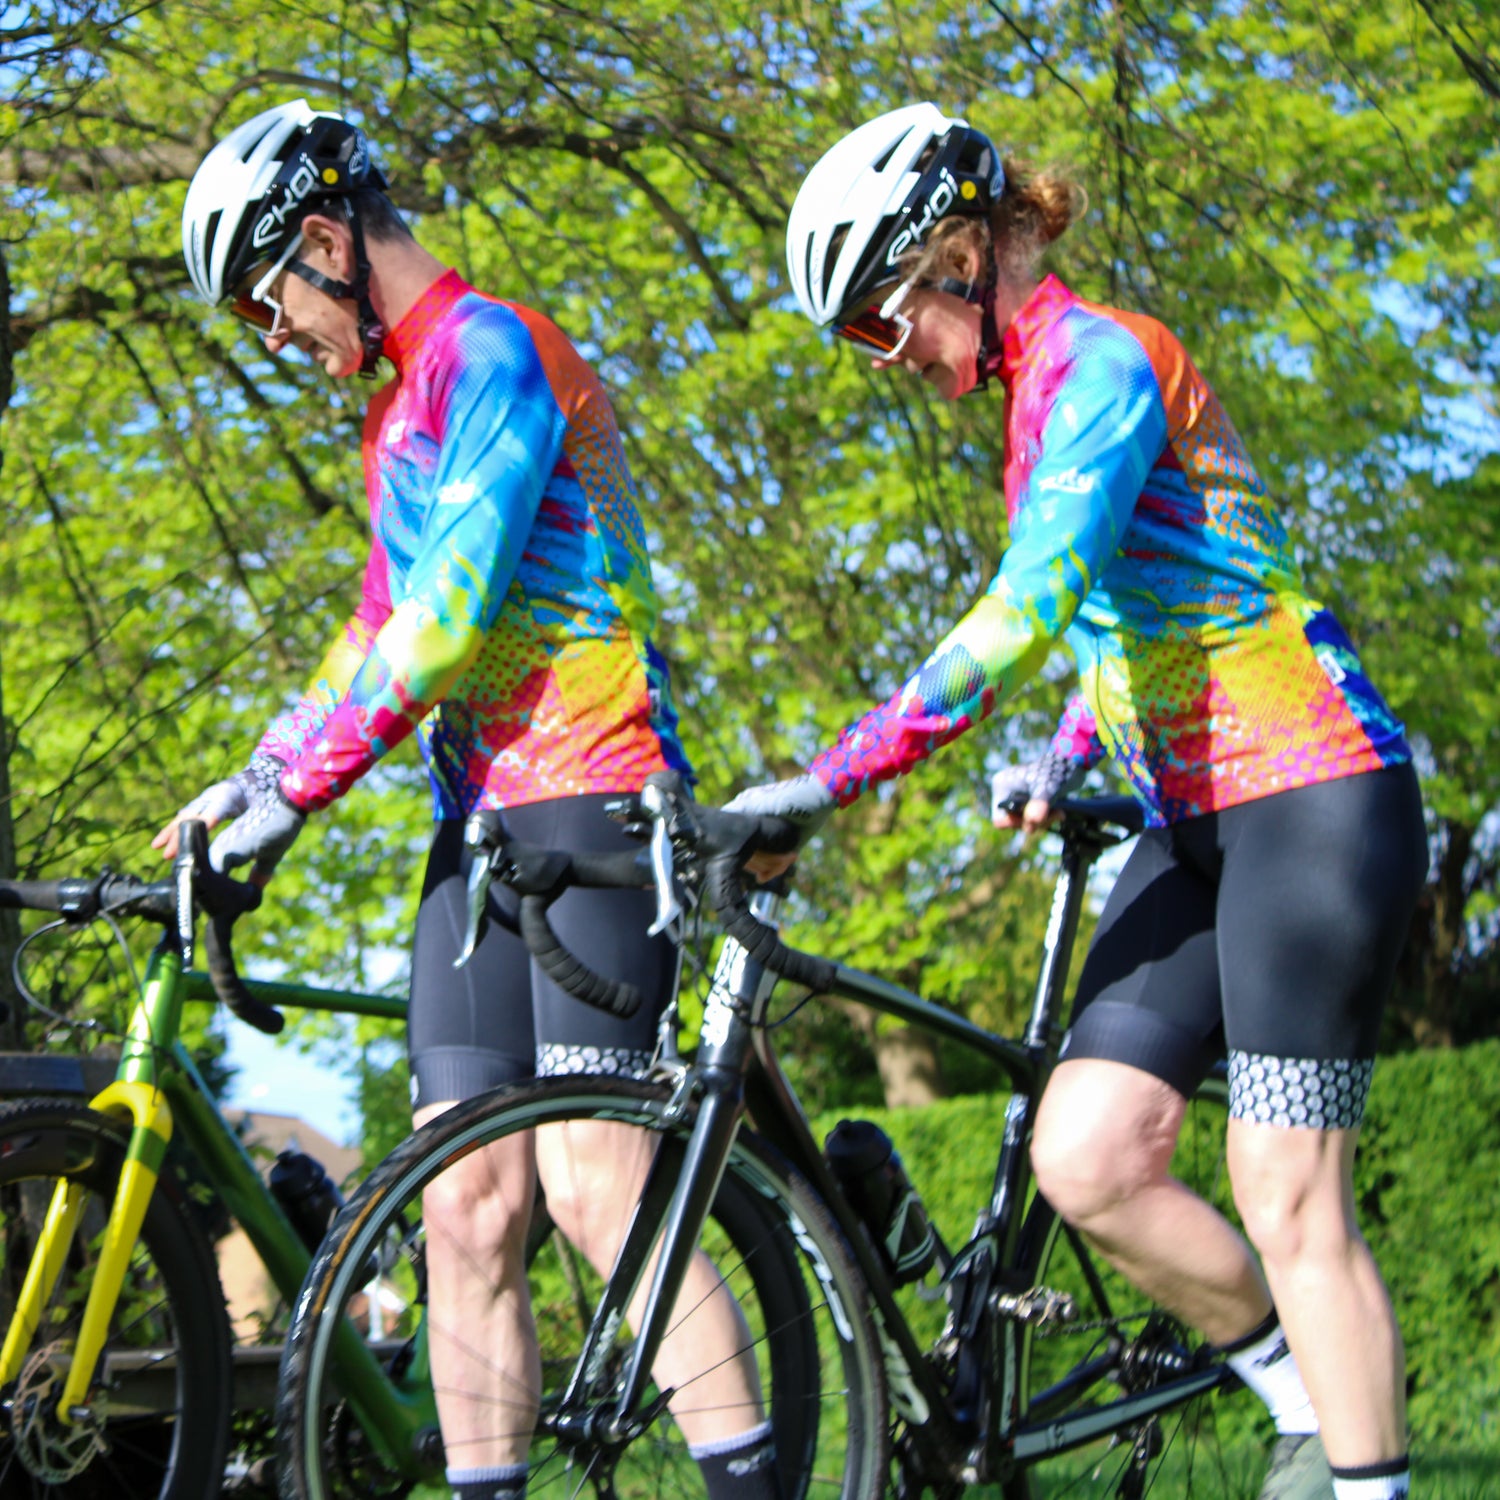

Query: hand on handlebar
left=723, top=771, right=835, bottom=881
left=153, top=754, right=304, bottom=885
left=990, top=750, right=1086, bottom=835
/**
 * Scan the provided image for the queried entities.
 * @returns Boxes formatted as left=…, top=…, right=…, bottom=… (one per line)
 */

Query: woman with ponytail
left=733, top=103, right=1423, bottom=1500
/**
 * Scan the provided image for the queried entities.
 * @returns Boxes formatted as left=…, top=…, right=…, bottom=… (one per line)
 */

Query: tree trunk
left=871, top=1024, right=945, bottom=1108
left=1396, top=816, right=1469, bottom=1048
left=0, top=239, right=24, bottom=1051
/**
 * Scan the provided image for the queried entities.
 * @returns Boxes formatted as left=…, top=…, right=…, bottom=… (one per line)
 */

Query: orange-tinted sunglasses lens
left=229, top=293, right=276, bottom=332
left=835, top=307, right=905, bottom=353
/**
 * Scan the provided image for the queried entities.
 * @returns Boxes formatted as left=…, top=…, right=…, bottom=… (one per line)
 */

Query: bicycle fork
left=556, top=909, right=775, bottom=1444
left=0, top=1079, right=173, bottom=1423
left=0, top=940, right=187, bottom=1425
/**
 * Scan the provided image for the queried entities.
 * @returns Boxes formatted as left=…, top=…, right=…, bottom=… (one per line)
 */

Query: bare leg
left=416, top=1101, right=540, bottom=1471
left=1030, top=1058, right=1271, bottom=1344
left=1227, top=1120, right=1405, bottom=1467
left=536, top=1115, right=765, bottom=1445
left=417, top=1101, right=766, bottom=1468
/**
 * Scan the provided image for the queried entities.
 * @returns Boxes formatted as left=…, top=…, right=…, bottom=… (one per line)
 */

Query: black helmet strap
left=285, top=202, right=386, bottom=379
left=928, top=272, right=1002, bottom=395
left=972, top=268, right=1003, bottom=393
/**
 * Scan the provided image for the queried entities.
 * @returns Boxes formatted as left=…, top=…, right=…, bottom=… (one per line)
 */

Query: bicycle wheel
left=279, top=1076, right=888, bottom=1500
left=1002, top=1079, right=1261, bottom=1499
left=0, top=1097, right=232, bottom=1500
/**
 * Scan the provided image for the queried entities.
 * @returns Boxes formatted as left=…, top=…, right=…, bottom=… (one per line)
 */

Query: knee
left=541, top=1164, right=634, bottom=1269
left=1031, top=1119, right=1158, bottom=1228
left=1030, top=1063, right=1184, bottom=1229
left=1231, top=1178, right=1317, bottom=1266
left=1228, top=1132, right=1357, bottom=1268
left=422, top=1154, right=532, bottom=1265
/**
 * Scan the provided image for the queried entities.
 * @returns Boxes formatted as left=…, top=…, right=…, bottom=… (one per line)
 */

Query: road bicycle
left=0, top=822, right=432, bottom=1499
left=279, top=772, right=1252, bottom=1500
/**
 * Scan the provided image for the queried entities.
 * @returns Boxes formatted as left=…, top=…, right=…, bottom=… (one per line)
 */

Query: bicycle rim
left=279, top=1076, right=888, bottom=1500
left=0, top=1098, right=231, bottom=1500
left=1005, top=1080, right=1261, bottom=1498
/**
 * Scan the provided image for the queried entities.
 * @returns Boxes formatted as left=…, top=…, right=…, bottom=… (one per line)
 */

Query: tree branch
left=1415, top=0, right=1500, bottom=101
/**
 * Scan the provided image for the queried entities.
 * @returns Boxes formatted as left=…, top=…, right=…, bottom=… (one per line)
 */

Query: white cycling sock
left=1219, top=1311, right=1318, bottom=1436
left=1331, top=1457, right=1411, bottom=1499
left=447, top=1461, right=528, bottom=1500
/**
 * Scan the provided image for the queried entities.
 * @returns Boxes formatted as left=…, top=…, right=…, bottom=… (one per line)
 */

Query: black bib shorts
left=1061, top=762, right=1426, bottom=1130
left=407, top=794, right=677, bottom=1112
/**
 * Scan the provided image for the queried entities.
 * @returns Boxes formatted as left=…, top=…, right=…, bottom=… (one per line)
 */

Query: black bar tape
left=190, top=847, right=282, bottom=1033
left=688, top=806, right=802, bottom=860
left=705, top=856, right=837, bottom=994
left=0, top=878, right=95, bottom=915
left=204, top=912, right=285, bottom=1035
left=552, top=847, right=652, bottom=890
left=194, top=863, right=265, bottom=922
left=501, top=846, right=575, bottom=900
left=1055, top=794, right=1146, bottom=836
left=518, top=893, right=643, bottom=1019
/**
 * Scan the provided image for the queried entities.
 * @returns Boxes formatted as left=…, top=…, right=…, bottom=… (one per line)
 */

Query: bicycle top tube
left=180, top=969, right=407, bottom=1020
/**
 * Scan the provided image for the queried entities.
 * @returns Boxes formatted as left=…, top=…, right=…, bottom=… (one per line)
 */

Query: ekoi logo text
left=1038, top=467, right=1094, bottom=495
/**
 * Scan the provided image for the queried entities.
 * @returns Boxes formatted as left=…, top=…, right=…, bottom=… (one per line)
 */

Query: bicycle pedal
left=992, top=1285, right=1078, bottom=1326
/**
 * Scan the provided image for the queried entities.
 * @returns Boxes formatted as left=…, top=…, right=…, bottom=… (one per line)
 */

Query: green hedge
left=808, top=1039, right=1500, bottom=1458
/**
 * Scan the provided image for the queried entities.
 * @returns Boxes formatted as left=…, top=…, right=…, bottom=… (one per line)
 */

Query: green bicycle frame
left=1, top=938, right=440, bottom=1476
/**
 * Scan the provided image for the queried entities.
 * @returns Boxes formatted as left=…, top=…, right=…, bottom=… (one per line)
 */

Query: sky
left=223, top=1019, right=364, bottom=1145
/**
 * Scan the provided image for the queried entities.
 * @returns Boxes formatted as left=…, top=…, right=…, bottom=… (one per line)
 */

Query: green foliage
left=1352, top=1040, right=1500, bottom=1447
left=351, top=1032, right=412, bottom=1175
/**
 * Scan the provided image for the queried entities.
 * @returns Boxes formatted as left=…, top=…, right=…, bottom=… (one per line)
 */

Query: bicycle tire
left=1001, top=1079, right=1258, bottom=1497
left=0, top=1097, right=232, bottom=1500
left=278, top=1076, right=889, bottom=1500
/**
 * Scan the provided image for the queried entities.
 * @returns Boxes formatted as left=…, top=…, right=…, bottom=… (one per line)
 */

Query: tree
left=1, top=0, right=1495, bottom=1116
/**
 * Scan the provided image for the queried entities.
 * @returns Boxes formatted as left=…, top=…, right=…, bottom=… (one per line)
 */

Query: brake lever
left=639, top=781, right=684, bottom=941
left=455, top=810, right=504, bottom=970
left=173, top=823, right=203, bottom=968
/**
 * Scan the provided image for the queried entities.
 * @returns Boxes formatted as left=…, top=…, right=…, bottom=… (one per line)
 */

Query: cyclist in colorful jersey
left=156, top=101, right=780, bottom=1500
left=734, top=103, right=1425, bottom=1500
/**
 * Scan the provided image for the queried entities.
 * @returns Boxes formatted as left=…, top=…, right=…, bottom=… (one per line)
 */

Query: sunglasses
left=228, top=232, right=304, bottom=337
left=835, top=278, right=917, bottom=358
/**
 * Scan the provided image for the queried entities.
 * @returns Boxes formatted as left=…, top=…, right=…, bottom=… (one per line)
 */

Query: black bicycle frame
left=557, top=819, right=1121, bottom=1483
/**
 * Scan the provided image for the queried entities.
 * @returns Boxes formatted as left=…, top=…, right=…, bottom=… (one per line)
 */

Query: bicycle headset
left=182, top=98, right=390, bottom=378
left=785, top=101, right=1009, bottom=392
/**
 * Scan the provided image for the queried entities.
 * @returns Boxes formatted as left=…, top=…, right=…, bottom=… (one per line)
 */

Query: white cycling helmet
left=786, top=102, right=1005, bottom=330
left=182, top=99, right=384, bottom=307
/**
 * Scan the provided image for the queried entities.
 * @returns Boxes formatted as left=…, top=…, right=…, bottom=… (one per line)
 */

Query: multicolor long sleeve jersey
left=258, top=269, right=691, bottom=817
left=809, top=275, right=1409, bottom=827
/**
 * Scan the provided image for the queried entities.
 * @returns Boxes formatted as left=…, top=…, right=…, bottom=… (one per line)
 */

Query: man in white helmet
left=161, top=100, right=781, bottom=1500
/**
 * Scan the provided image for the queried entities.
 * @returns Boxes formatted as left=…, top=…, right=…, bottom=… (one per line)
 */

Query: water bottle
left=824, top=1119, right=937, bottom=1285
left=268, top=1149, right=345, bottom=1254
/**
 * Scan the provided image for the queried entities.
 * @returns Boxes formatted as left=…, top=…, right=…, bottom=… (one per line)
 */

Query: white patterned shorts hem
left=1227, top=1051, right=1374, bottom=1130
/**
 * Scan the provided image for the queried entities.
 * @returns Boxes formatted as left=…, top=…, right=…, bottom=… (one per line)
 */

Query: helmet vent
left=241, top=117, right=282, bottom=155
left=203, top=208, right=222, bottom=258
left=822, top=224, right=850, bottom=299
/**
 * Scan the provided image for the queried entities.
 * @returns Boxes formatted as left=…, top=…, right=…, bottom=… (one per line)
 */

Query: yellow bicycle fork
left=0, top=1080, right=173, bottom=1422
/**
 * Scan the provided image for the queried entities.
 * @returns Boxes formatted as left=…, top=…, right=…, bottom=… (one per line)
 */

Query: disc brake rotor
left=9, top=1344, right=109, bottom=1483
